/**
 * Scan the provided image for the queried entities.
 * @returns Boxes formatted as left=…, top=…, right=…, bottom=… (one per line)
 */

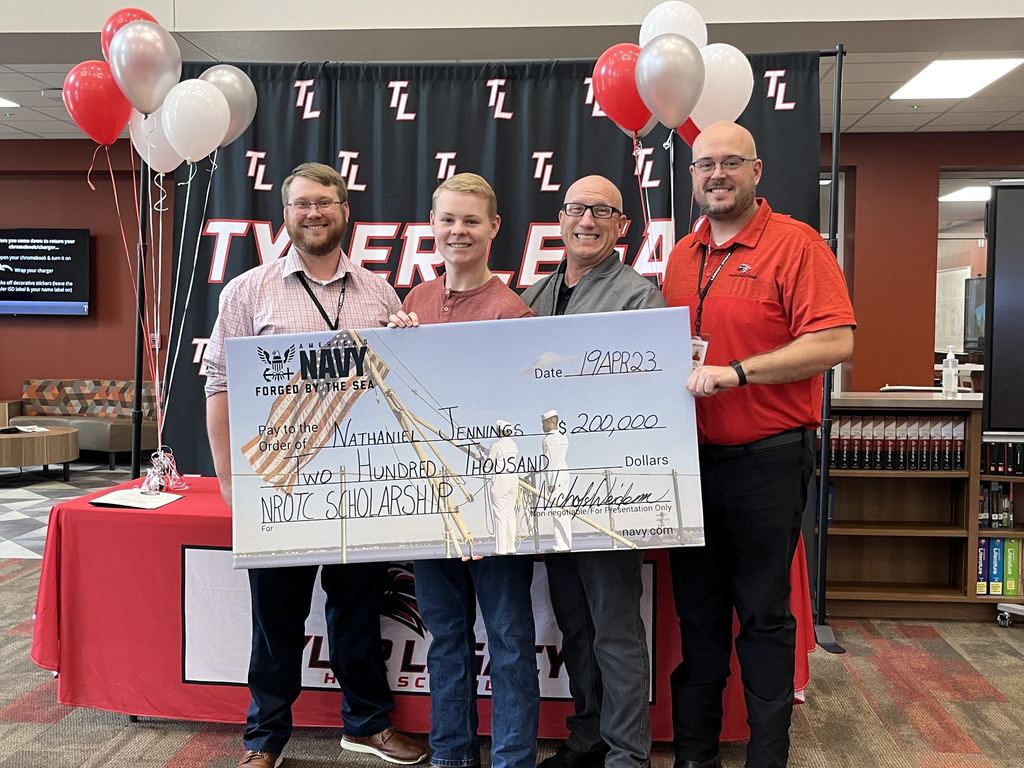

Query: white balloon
left=688, top=44, right=755, bottom=130
left=635, top=33, right=705, bottom=130
left=639, top=1, right=707, bottom=49
left=129, top=108, right=182, bottom=174
left=160, top=79, right=230, bottom=163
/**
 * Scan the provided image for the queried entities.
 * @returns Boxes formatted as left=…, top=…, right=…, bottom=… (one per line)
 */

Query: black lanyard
left=694, top=244, right=736, bottom=337
left=296, top=272, right=347, bottom=331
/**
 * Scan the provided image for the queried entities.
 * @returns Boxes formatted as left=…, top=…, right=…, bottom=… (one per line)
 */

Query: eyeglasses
left=690, top=157, right=758, bottom=175
left=560, top=202, right=622, bottom=219
left=287, top=200, right=343, bottom=213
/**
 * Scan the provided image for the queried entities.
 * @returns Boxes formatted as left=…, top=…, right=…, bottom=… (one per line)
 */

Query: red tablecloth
left=31, top=477, right=814, bottom=741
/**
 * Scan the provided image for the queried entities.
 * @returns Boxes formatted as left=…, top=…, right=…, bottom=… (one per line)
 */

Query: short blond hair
left=432, top=172, right=497, bottom=219
left=281, top=162, right=348, bottom=206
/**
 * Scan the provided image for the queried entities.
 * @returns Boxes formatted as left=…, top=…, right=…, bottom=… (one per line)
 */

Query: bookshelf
left=822, top=392, right=1019, bottom=619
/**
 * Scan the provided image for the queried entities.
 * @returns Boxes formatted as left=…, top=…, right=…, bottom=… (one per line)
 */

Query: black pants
left=668, top=431, right=813, bottom=768
left=244, top=562, right=394, bottom=754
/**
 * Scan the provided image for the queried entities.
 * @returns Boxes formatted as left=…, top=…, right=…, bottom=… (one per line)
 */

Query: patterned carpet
left=2, top=470, right=1024, bottom=766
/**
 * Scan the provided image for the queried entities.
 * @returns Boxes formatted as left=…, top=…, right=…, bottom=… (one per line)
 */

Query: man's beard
left=700, top=185, right=755, bottom=220
left=286, top=219, right=346, bottom=256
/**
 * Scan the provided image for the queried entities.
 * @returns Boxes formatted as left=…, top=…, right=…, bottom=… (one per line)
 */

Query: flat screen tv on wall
left=0, top=228, right=90, bottom=316
left=983, top=183, right=1024, bottom=433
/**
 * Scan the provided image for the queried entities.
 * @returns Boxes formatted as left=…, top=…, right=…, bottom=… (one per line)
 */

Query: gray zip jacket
left=520, top=252, right=666, bottom=316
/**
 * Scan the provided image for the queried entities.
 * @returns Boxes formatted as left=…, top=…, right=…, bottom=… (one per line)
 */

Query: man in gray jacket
left=522, top=175, right=664, bottom=768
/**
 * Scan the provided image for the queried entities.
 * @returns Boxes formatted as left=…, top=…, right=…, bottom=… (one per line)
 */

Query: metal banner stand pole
left=130, top=161, right=150, bottom=481
left=814, top=43, right=846, bottom=654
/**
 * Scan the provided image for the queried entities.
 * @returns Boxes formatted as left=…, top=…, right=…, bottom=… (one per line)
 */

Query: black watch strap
left=729, top=359, right=748, bottom=386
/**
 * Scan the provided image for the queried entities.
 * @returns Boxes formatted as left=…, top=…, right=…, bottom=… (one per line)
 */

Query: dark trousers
left=668, top=432, right=813, bottom=768
left=545, top=549, right=651, bottom=768
left=244, top=562, right=394, bottom=754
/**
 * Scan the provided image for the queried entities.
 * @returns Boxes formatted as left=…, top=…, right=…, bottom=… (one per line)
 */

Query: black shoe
left=539, top=744, right=610, bottom=768
left=674, top=757, right=721, bottom=768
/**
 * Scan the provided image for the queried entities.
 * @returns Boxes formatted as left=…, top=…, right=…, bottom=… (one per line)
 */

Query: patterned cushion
left=21, top=379, right=156, bottom=419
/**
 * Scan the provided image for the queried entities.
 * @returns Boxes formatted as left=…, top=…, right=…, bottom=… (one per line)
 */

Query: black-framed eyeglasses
left=560, top=202, right=622, bottom=219
left=287, top=200, right=344, bottom=213
left=690, top=157, right=758, bottom=175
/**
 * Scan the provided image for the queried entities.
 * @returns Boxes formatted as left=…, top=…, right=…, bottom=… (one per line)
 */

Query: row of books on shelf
left=980, top=482, right=1015, bottom=529
left=981, top=442, right=1024, bottom=476
left=978, top=537, right=1022, bottom=596
left=822, top=416, right=965, bottom=471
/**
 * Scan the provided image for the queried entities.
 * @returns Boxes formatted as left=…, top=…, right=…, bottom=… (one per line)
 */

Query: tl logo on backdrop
left=293, top=80, right=322, bottom=119
left=763, top=71, right=796, bottom=111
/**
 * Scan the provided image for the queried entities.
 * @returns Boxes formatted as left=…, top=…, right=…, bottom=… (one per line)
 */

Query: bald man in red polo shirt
left=661, top=121, right=855, bottom=768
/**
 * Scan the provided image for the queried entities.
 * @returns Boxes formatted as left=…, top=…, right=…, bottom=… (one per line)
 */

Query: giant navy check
left=225, top=306, right=703, bottom=568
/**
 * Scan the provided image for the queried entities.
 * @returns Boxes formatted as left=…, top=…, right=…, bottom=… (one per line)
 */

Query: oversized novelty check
left=225, top=307, right=703, bottom=568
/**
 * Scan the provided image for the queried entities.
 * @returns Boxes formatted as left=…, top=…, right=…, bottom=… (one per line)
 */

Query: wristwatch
left=729, top=359, right=748, bottom=386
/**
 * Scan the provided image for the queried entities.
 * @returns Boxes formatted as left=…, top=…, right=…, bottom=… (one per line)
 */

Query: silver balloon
left=199, top=64, right=258, bottom=147
left=635, top=33, right=705, bottom=130
left=108, top=21, right=182, bottom=115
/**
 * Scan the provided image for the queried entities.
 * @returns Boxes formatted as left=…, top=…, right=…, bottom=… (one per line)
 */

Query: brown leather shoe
left=237, top=750, right=282, bottom=768
left=341, top=727, right=428, bottom=765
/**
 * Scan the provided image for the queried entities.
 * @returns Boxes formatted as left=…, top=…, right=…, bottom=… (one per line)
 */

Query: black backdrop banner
left=165, top=54, right=820, bottom=474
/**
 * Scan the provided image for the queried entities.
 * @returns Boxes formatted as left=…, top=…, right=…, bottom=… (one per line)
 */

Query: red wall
left=822, top=131, right=1024, bottom=392
left=0, top=139, right=171, bottom=399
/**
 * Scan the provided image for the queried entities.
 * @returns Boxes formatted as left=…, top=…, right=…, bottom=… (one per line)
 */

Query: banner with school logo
left=166, top=54, right=820, bottom=474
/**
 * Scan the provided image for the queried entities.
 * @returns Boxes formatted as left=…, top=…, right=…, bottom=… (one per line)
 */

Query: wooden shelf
left=823, top=469, right=970, bottom=478
left=973, top=594, right=1024, bottom=603
left=826, top=582, right=970, bottom=603
left=829, top=522, right=967, bottom=538
left=980, top=475, right=1024, bottom=483
left=977, top=528, right=1024, bottom=539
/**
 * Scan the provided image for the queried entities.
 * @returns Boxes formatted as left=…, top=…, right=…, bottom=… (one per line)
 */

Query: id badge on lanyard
left=690, top=336, right=708, bottom=371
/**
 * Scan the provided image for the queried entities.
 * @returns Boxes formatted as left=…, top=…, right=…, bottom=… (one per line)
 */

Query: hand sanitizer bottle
left=942, top=347, right=958, bottom=398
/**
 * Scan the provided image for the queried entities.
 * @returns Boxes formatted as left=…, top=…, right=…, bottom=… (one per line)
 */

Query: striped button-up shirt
left=202, top=247, right=400, bottom=397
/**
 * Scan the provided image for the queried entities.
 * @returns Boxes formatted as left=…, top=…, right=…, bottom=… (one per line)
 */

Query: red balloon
left=676, top=118, right=701, bottom=146
left=101, top=7, right=157, bottom=61
left=592, top=44, right=652, bottom=135
left=63, top=61, right=132, bottom=146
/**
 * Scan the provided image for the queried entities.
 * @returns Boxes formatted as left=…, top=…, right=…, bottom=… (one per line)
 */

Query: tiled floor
left=0, top=464, right=129, bottom=558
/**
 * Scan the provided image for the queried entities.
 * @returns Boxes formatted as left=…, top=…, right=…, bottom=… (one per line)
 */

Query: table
left=0, top=426, right=78, bottom=480
left=31, top=478, right=815, bottom=741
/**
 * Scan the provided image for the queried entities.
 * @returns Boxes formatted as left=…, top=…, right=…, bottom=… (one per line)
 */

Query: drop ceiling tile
left=847, top=125, right=910, bottom=133
left=822, top=99, right=885, bottom=117
left=0, top=108, right=65, bottom=122
left=916, top=124, right=997, bottom=132
left=991, top=123, right=1024, bottom=130
left=0, top=91, right=66, bottom=108
left=841, top=82, right=903, bottom=100
left=867, top=98, right=959, bottom=115
left=4, top=120, right=79, bottom=134
left=11, top=64, right=74, bottom=75
left=849, top=112, right=933, bottom=128
left=22, top=72, right=67, bottom=89
left=950, top=96, right=1024, bottom=113
left=28, top=106, right=73, bottom=120
left=0, top=73, right=52, bottom=91
left=925, top=110, right=1019, bottom=126
left=842, top=62, right=931, bottom=84
left=845, top=52, right=940, bottom=64
left=0, top=123, right=36, bottom=136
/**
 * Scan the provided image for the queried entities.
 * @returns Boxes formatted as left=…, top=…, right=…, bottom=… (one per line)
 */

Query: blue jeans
left=244, top=563, right=393, bottom=754
left=414, top=556, right=539, bottom=768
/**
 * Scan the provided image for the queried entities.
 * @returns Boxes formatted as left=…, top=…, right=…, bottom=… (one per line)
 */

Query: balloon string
left=105, top=148, right=159, bottom=420
left=86, top=145, right=103, bottom=191
left=662, top=129, right=677, bottom=287
left=632, top=134, right=653, bottom=251
left=163, top=149, right=218, bottom=424
left=163, top=162, right=194, bottom=408
left=153, top=173, right=169, bottom=212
